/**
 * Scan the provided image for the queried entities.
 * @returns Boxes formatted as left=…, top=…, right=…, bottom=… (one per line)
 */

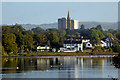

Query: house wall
left=82, top=39, right=90, bottom=43
left=63, top=43, right=83, bottom=51
left=86, top=42, right=92, bottom=48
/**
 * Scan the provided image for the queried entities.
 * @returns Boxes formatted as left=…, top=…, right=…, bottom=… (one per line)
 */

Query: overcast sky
left=2, top=2, right=118, bottom=25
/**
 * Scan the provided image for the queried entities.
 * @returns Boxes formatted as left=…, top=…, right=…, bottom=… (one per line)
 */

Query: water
left=1, top=56, right=118, bottom=78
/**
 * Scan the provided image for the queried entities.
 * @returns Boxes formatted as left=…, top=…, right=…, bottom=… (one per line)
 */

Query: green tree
left=2, top=33, right=18, bottom=55
left=32, top=27, right=44, bottom=34
left=23, top=32, right=34, bottom=52
left=46, top=31, right=59, bottom=48
left=112, top=41, right=120, bottom=53
left=34, top=33, right=47, bottom=45
left=106, top=33, right=114, bottom=38
left=80, top=24, right=85, bottom=30
left=116, top=31, right=120, bottom=40
left=96, top=25, right=103, bottom=31
left=15, top=32, right=25, bottom=52
left=76, top=32, right=80, bottom=37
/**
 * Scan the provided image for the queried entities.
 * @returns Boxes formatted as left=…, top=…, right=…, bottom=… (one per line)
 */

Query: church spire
left=67, top=11, right=70, bottom=20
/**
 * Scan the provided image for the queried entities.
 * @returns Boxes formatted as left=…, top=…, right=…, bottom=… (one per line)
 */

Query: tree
left=80, top=24, right=85, bottom=30
left=76, top=32, right=80, bottom=37
left=46, top=31, right=59, bottom=49
left=24, top=33, right=34, bottom=52
left=2, top=33, right=18, bottom=55
left=31, top=27, right=44, bottom=34
left=112, top=41, right=120, bottom=53
left=96, top=25, right=103, bottom=31
left=88, top=29, right=101, bottom=45
left=15, top=32, right=25, bottom=52
left=34, top=33, right=47, bottom=45
left=116, top=31, right=120, bottom=40
left=97, top=30, right=105, bottom=39
left=106, top=33, right=114, bottom=38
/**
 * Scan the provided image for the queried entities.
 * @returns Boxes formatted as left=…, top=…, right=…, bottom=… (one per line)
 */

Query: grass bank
left=2, top=52, right=119, bottom=57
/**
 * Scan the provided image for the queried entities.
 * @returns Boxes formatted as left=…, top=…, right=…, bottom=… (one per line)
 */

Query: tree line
left=2, top=24, right=120, bottom=56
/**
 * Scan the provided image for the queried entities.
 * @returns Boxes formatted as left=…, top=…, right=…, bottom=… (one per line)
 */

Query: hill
left=22, top=22, right=118, bottom=30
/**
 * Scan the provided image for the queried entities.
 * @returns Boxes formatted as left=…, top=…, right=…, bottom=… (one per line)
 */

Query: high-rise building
left=58, top=18, right=67, bottom=29
left=71, top=20, right=78, bottom=29
left=58, top=11, right=78, bottom=30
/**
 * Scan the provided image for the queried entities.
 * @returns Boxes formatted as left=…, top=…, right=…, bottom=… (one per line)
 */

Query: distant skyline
left=2, top=2, right=118, bottom=25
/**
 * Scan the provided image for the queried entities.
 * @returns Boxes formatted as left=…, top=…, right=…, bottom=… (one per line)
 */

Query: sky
left=2, top=2, right=118, bottom=25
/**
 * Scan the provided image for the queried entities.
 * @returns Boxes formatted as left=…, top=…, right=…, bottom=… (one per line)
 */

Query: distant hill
left=22, top=23, right=57, bottom=30
left=22, top=22, right=118, bottom=30
left=79, top=22, right=118, bottom=30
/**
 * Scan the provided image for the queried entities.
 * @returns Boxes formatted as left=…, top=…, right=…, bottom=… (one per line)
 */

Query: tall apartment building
left=58, top=11, right=78, bottom=30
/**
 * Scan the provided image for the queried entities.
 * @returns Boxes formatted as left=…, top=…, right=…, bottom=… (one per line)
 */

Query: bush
left=109, top=48, right=113, bottom=52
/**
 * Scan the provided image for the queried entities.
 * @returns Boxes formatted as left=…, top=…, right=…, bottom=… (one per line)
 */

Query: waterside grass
left=2, top=52, right=119, bottom=57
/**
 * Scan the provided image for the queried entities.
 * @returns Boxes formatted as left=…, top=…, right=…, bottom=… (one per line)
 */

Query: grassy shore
left=2, top=52, right=119, bottom=57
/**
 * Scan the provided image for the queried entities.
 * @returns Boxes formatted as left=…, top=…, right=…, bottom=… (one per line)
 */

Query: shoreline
left=1, top=52, right=119, bottom=58
left=1, top=54, right=118, bottom=58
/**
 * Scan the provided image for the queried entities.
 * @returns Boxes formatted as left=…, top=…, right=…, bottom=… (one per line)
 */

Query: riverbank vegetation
left=1, top=24, right=120, bottom=56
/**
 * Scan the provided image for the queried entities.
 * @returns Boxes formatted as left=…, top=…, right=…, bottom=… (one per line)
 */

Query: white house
left=60, top=37, right=91, bottom=52
left=101, top=40, right=107, bottom=47
left=59, top=39, right=83, bottom=52
left=101, top=38, right=113, bottom=48
left=37, top=45, right=50, bottom=52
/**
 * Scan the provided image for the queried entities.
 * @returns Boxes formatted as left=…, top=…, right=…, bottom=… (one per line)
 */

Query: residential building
left=63, top=40, right=83, bottom=52
left=37, top=45, right=50, bottom=52
left=59, top=37, right=91, bottom=52
left=58, top=18, right=67, bottom=29
left=101, top=38, right=113, bottom=48
left=71, top=20, right=79, bottom=30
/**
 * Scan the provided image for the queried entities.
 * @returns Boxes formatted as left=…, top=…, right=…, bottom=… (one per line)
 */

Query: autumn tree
left=2, top=33, right=18, bottom=55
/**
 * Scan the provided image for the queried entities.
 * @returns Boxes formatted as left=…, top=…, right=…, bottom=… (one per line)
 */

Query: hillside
left=22, top=22, right=118, bottom=30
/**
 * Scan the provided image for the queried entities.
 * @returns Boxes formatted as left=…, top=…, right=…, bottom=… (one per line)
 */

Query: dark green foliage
left=91, top=25, right=103, bottom=31
left=45, top=31, right=60, bottom=49
left=112, top=54, right=120, bottom=68
left=80, top=24, right=85, bottom=30
left=112, top=41, right=120, bottom=53
left=34, top=33, right=47, bottom=45
left=31, top=27, right=44, bottom=34
left=116, top=31, right=120, bottom=40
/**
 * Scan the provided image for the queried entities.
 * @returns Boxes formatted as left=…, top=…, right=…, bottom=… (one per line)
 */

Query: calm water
left=1, top=56, right=118, bottom=78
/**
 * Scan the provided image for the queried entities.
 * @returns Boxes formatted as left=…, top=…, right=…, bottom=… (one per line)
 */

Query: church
left=58, top=11, right=79, bottom=30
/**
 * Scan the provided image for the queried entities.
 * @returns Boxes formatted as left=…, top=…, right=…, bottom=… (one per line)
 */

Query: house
left=60, top=37, right=91, bottom=52
left=67, top=37, right=90, bottom=43
left=101, top=40, right=107, bottom=47
left=52, top=48, right=56, bottom=52
left=37, top=45, right=50, bottom=52
left=63, top=40, right=83, bottom=52
left=101, top=38, right=113, bottom=48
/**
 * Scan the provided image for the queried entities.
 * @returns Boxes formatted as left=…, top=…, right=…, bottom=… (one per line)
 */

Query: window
left=88, top=44, right=90, bottom=46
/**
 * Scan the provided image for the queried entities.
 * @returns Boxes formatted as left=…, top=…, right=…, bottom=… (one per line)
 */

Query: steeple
left=67, top=11, right=70, bottom=20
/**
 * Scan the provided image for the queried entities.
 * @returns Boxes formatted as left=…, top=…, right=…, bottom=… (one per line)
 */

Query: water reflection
left=2, top=56, right=118, bottom=78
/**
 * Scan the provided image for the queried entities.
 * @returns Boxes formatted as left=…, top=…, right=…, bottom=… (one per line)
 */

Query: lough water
left=1, top=56, right=118, bottom=78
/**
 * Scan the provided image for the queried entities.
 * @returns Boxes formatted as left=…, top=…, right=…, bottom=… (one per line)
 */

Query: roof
left=67, top=11, right=70, bottom=20
left=38, top=44, right=49, bottom=47
left=64, top=40, right=82, bottom=44
left=101, top=38, right=106, bottom=42
left=67, top=37, right=90, bottom=41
